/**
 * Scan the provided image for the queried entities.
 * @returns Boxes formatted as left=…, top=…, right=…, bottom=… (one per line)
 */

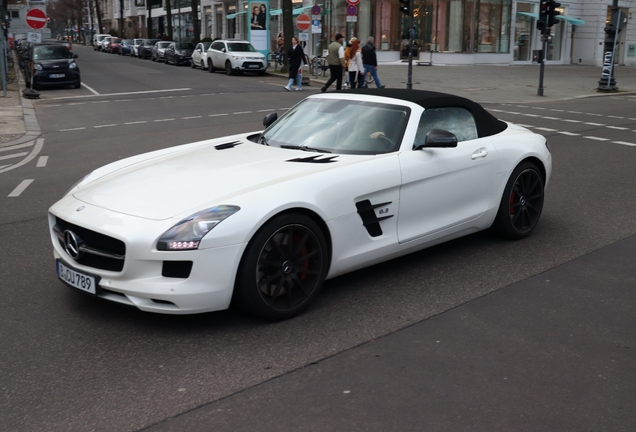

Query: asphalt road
left=1, top=46, right=635, bottom=431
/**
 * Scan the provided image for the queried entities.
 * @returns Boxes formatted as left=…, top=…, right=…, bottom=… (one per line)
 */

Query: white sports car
left=49, top=89, right=552, bottom=320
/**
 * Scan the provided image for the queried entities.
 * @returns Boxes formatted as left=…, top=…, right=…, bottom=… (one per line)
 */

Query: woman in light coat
left=347, top=39, right=364, bottom=89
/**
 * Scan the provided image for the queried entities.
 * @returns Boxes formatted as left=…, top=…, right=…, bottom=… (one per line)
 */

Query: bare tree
left=189, top=0, right=200, bottom=43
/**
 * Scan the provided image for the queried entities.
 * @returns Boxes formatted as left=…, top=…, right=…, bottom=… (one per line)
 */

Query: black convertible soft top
left=335, top=88, right=508, bottom=138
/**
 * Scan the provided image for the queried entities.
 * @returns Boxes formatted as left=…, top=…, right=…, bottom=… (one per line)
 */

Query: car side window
left=414, top=107, right=478, bottom=148
left=212, top=42, right=223, bottom=51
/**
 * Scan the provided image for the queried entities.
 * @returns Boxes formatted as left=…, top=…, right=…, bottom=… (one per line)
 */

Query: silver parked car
left=206, top=40, right=267, bottom=75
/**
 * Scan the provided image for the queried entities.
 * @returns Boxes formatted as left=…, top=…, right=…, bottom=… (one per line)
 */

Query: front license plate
left=247, top=64, right=259, bottom=69
left=57, top=260, right=97, bottom=295
left=49, top=73, right=65, bottom=78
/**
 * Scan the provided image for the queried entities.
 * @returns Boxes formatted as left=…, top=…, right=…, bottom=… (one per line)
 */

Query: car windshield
left=202, top=42, right=211, bottom=50
left=146, top=39, right=159, bottom=45
left=122, top=39, right=133, bottom=44
left=158, top=42, right=171, bottom=48
left=176, top=43, right=195, bottom=50
left=261, top=99, right=410, bottom=155
left=227, top=43, right=257, bottom=52
left=111, top=39, right=122, bottom=43
left=33, top=46, right=71, bottom=60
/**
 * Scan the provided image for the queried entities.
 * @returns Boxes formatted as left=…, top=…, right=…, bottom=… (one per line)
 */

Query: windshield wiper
left=280, top=145, right=331, bottom=153
left=259, top=135, right=269, bottom=146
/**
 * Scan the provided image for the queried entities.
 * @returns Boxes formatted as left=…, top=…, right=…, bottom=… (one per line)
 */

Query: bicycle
left=309, top=56, right=330, bottom=78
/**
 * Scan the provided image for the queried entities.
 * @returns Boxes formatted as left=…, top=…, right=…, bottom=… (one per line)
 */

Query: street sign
left=347, top=0, right=360, bottom=5
left=311, top=4, right=321, bottom=15
left=27, top=32, right=42, bottom=43
left=347, top=5, right=357, bottom=16
left=299, top=32, right=309, bottom=42
left=296, top=14, right=311, bottom=31
left=26, top=9, right=47, bottom=30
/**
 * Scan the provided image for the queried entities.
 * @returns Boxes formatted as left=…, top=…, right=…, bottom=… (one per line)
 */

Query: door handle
left=471, top=148, right=488, bottom=160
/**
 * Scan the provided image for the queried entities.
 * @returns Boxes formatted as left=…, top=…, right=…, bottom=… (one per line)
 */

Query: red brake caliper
left=509, top=192, right=516, bottom=215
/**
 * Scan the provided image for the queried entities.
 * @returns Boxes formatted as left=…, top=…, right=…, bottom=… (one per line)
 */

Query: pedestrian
left=320, top=33, right=346, bottom=93
left=348, top=39, right=364, bottom=89
left=361, top=36, right=385, bottom=88
left=284, top=36, right=305, bottom=92
left=343, top=38, right=355, bottom=89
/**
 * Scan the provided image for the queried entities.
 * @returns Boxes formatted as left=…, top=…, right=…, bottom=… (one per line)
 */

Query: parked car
left=24, top=43, right=80, bottom=90
left=151, top=41, right=173, bottom=62
left=131, top=38, right=145, bottom=57
left=107, top=38, right=123, bottom=54
left=191, top=42, right=211, bottom=70
left=93, top=34, right=110, bottom=51
left=206, top=40, right=267, bottom=75
left=47, top=89, right=552, bottom=320
left=137, top=39, right=160, bottom=59
left=100, top=37, right=115, bottom=52
left=118, top=39, right=134, bottom=55
left=164, top=42, right=195, bottom=66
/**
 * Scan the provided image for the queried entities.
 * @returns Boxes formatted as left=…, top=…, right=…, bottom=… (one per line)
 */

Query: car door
left=210, top=42, right=224, bottom=68
left=192, top=43, right=202, bottom=65
left=397, top=107, right=498, bottom=243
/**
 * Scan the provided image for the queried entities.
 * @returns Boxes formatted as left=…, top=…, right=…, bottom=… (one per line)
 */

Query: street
left=1, top=46, right=635, bottom=431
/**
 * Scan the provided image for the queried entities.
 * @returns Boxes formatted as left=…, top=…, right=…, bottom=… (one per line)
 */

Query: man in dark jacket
left=361, top=36, right=385, bottom=88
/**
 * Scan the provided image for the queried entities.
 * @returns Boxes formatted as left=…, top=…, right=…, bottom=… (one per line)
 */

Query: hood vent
left=214, top=141, right=242, bottom=150
left=287, top=155, right=338, bottom=164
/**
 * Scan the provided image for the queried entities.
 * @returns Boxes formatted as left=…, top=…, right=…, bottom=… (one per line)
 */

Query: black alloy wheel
left=233, top=213, right=329, bottom=320
left=225, top=61, right=233, bottom=76
left=492, top=161, right=544, bottom=240
left=208, top=62, right=215, bottom=73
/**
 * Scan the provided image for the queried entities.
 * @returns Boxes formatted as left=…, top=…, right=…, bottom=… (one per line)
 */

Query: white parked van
left=93, top=34, right=111, bottom=51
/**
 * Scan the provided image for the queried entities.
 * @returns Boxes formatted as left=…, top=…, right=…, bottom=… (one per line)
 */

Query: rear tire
left=491, top=161, right=545, bottom=240
left=233, top=213, right=329, bottom=321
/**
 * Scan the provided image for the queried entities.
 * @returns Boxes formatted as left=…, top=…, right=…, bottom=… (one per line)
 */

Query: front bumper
left=34, top=69, right=80, bottom=87
left=49, top=198, right=247, bottom=315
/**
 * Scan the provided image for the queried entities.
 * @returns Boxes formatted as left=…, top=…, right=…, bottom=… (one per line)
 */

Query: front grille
left=242, top=62, right=264, bottom=69
left=162, top=261, right=193, bottom=279
left=55, top=217, right=126, bottom=272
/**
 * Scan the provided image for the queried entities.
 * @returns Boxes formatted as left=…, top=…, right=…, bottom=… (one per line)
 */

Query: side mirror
left=263, top=112, right=278, bottom=128
left=415, top=129, right=458, bottom=150
left=221, top=48, right=227, bottom=53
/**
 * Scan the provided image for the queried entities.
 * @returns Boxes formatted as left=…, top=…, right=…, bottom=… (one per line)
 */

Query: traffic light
left=536, top=0, right=548, bottom=32
left=399, top=0, right=412, bottom=16
left=547, top=0, right=561, bottom=27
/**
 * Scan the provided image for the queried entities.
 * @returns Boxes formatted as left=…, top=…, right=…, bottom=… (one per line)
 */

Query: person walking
left=361, top=36, right=385, bottom=88
left=284, top=36, right=305, bottom=91
left=348, top=39, right=364, bottom=89
left=321, top=33, right=346, bottom=93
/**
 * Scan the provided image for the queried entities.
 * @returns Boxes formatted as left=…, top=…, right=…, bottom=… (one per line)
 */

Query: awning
left=515, top=11, right=585, bottom=26
left=226, top=11, right=246, bottom=19
left=269, top=5, right=314, bottom=16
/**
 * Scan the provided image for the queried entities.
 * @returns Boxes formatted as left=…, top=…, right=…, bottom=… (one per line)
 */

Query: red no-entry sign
left=296, top=14, right=311, bottom=31
left=26, top=9, right=48, bottom=30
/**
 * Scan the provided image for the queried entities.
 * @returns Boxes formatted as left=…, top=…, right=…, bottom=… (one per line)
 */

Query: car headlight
left=69, top=62, right=77, bottom=69
left=34, top=64, right=43, bottom=70
left=157, top=206, right=240, bottom=251
left=233, top=56, right=242, bottom=61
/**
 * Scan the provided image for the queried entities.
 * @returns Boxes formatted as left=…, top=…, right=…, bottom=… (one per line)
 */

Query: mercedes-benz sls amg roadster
left=49, top=89, right=552, bottom=320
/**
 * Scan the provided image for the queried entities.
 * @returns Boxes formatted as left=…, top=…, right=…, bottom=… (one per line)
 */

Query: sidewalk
left=0, top=51, right=41, bottom=149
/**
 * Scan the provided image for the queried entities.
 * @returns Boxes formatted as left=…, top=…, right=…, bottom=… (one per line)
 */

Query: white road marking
left=182, top=116, right=202, bottom=119
left=51, top=88, right=192, bottom=100
left=0, top=142, right=34, bottom=153
left=550, top=109, right=565, bottom=112
left=523, top=113, right=540, bottom=117
left=0, top=151, right=28, bottom=161
left=531, top=107, right=546, bottom=110
left=209, top=113, right=229, bottom=117
left=115, top=99, right=133, bottom=102
left=233, top=111, right=252, bottom=114
left=124, top=121, right=147, bottom=125
left=541, top=116, right=560, bottom=120
left=8, top=180, right=34, bottom=197
left=68, top=102, right=86, bottom=106
left=613, top=141, right=636, bottom=147
left=588, top=113, right=603, bottom=117
left=258, top=109, right=275, bottom=112
left=92, top=101, right=110, bottom=104
left=535, top=127, right=557, bottom=132
left=563, top=119, right=582, bottom=123
left=584, top=122, right=605, bottom=126
left=607, top=116, right=624, bottom=119
left=568, top=111, right=582, bottom=114
left=606, top=126, right=629, bottom=130
left=515, top=124, right=534, bottom=128
left=0, top=164, right=9, bottom=170
left=59, top=127, right=86, bottom=131
left=37, top=156, right=48, bottom=167
left=558, top=131, right=580, bottom=136
left=0, top=139, right=44, bottom=175
left=94, top=124, right=117, bottom=128
left=82, top=82, right=100, bottom=95
left=583, top=136, right=610, bottom=141
left=41, top=104, right=61, bottom=108
left=154, top=118, right=175, bottom=122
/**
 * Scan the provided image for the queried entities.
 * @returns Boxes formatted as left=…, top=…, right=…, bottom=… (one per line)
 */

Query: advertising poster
left=248, top=0, right=270, bottom=56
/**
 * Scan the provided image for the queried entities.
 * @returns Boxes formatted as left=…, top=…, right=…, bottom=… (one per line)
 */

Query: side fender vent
left=356, top=200, right=393, bottom=238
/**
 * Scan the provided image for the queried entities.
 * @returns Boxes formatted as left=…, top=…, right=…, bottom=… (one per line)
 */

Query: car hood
left=73, top=136, right=353, bottom=220
left=36, top=59, right=74, bottom=69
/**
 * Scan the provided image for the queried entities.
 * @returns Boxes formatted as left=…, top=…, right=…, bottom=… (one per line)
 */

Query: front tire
left=233, top=213, right=329, bottom=320
left=492, top=161, right=544, bottom=240
left=225, top=61, right=234, bottom=76
left=208, top=61, right=215, bottom=73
